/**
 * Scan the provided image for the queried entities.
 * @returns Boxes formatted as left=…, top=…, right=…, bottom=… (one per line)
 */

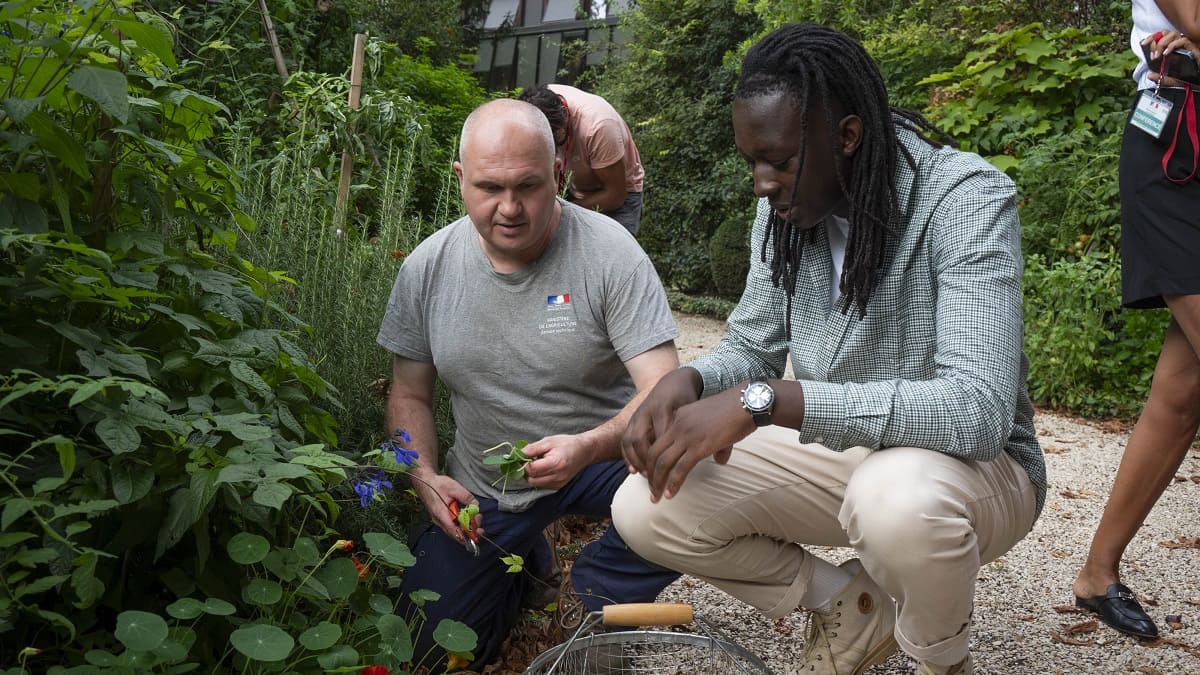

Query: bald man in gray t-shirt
left=376, top=98, right=679, bottom=669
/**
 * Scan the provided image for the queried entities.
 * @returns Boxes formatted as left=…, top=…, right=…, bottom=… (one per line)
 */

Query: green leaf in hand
left=455, top=503, right=479, bottom=531
left=482, top=441, right=533, bottom=494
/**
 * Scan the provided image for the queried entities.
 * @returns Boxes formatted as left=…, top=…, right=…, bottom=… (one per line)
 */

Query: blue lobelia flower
left=392, top=446, right=419, bottom=467
left=353, top=472, right=394, bottom=507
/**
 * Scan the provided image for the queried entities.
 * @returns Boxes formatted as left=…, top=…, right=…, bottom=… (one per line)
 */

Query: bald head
left=459, top=99, right=557, bottom=166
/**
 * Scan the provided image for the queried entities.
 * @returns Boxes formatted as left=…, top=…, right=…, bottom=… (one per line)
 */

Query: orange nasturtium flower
left=359, top=666, right=389, bottom=675
left=446, top=653, right=470, bottom=671
left=332, top=539, right=354, bottom=552
left=352, top=556, right=369, bottom=578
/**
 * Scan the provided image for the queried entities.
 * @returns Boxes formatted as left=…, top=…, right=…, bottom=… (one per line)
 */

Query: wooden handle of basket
left=601, top=603, right=694, bottom=626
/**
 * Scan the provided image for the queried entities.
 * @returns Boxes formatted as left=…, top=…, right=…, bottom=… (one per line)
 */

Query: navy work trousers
left=396, top=459, right=679, bottom=670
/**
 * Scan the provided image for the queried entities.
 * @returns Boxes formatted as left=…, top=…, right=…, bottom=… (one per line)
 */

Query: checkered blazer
left=692, top=125, right=1047, bottom=516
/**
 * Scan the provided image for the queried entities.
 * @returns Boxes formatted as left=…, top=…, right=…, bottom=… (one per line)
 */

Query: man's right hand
left=412, top=473, right=482, bottom=541
left=620, top=367, right=703, bottom=475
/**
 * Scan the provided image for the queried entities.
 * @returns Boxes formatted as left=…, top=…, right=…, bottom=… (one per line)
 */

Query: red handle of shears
left=448, top=499, right=480, bottom=544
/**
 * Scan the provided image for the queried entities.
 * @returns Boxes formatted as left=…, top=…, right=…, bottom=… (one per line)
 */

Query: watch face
left=744, top=382, right=773, bottom=411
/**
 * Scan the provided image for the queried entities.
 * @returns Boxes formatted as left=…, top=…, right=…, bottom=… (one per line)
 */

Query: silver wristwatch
left=740, top=380, right=775, bottom=427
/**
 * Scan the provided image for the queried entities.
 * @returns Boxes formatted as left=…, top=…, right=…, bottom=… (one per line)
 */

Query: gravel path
left=660, top=312, right=1200, bottom=674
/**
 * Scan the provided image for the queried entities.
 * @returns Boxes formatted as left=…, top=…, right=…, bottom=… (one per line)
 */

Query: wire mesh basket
left=523, top=603, right=774, bottom=674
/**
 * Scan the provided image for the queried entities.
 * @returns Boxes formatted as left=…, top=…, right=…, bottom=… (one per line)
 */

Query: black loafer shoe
left=1075, top=583, right=1159, bottom=639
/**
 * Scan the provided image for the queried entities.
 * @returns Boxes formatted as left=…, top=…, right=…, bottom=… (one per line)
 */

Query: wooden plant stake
left=335, top=33, right=368, bottom=228
left=257, top=0, right=289, bottom=81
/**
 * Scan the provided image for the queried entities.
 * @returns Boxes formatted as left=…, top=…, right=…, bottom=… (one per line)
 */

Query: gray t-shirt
left=377, top=201, right=677, bottom=511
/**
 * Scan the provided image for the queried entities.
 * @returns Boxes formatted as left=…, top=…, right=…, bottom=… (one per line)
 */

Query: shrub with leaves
left=0, top=1, right=456, bottom=669
left=918, top=23, right=1128, bottom=169
left=1023, top=250, right=1168, bottom=417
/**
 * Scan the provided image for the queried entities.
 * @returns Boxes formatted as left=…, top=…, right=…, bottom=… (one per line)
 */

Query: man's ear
left=838, top=115, right=864, bottom=158
left=453, top=160, right=465, bottom=186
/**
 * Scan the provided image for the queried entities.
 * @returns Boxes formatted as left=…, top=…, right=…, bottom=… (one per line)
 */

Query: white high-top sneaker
left=797, top=559, right=898, bottom=674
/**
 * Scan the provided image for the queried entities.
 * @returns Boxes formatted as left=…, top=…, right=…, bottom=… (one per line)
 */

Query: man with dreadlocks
left=612, top=23, right=1046, bottom=675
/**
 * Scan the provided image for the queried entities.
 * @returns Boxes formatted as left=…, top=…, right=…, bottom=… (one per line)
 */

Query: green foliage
left=231, top=72, right=449, bottom=454
left=708, top=205, right=753, bottom=300
left=22, top=532, right=475, bottom=672
left=0, top=0, right=241, bottom=243
left=593, top=0, right=762, bottom=293
left=352, top=0, right=491, bottom=66
left=0, top=3, right=465, bottom=669
left=859, top=13, right=969, bottom=110
left=0, top=226, right=354, bottom=665
left=1023, top=251, right=1168, bottom=417
left=157, top=0, right=312, bottom=111
left=1010, top=126, right=1122, bottom=259
left=918, top=23, right=1128, bottom=163
left=666, top=290, right=737, bottom=320
left=379, top=51, right=486, bottom=217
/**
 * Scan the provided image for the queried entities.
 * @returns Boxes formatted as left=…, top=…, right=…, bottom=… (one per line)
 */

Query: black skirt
left=1119, top=86, right=1200, bottom=309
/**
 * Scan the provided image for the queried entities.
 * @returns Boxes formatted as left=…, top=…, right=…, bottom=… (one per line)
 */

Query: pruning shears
left=448, top=499, right=480, bottom=557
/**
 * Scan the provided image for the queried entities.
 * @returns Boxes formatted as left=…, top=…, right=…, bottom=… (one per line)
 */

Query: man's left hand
left=636, top=387, right=754, bottom=501
left=522, top=434, right=593, bottom=489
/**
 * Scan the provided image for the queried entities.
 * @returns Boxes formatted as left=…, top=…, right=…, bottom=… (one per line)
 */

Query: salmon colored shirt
left=548, top=84, right=644, bottom=194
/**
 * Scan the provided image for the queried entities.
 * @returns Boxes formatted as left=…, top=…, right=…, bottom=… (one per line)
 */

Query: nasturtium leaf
left=202, top=598, right=236, bottom=616
left=230, top=623, right=294, bottom=662
left=85, top=649, right=119, bottom=666
left=316, top=644, right=359, bottom=669
left=114, top=610, right=169, bottom=652
left=368, top=593, right=394, bottom=614
left=242, top=579, right=283, bottom=605
left=166, top=598, right=204, bottom=620
left=313, top=557, right=358, bottom=599
left=375, top=613, right=407, bottom=640
left=152, top=638, right=188, bottom=664
left=263, top=547, right=302, bottom=581
left=294, top=537, right=320, bottom=564
left=127, top=649, right=163, bottom=669
left=407, top=588, right=440, bottom=606
left=363, top=532, right=416, bottom=567
left=433, top=619, right=477, bottom=653
left=226, top=532, right=270, bottom=564
left=67, top=65, right=130, bottom=123
left=298, top=621, right=341, bottom=651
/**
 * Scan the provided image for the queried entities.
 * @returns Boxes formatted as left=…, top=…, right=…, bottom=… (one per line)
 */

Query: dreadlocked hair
left=517, top=84, right=567, bottom=133
left=737, top=23, right=955, bottom=327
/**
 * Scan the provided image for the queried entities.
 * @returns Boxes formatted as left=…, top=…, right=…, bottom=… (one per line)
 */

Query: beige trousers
left=611, top=424, right=1038, bottom=665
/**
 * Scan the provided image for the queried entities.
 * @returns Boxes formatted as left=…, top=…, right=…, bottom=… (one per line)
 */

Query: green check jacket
left=692, top=125, right=1047, bottom=517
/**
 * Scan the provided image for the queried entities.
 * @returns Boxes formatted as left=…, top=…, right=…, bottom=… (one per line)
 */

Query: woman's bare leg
left=1074, top=298, right=1200, bottom=598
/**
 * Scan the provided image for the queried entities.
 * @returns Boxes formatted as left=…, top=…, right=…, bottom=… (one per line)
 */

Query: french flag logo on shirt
left=547, top=294, right=571, bottom=306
